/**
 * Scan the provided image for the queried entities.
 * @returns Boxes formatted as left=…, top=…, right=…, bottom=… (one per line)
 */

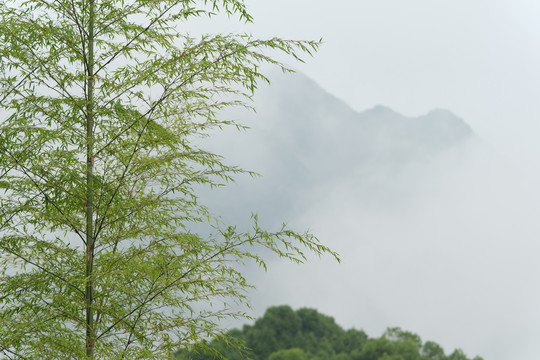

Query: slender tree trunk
left=85, top=0, right=96, bottom=357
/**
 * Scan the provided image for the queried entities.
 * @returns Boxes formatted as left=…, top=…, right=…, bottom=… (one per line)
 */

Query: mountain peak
left=425, top=108, right=459, bottom=119
left=420, top=108, right=474, bottom=140
left=364, top=104, right=398, bottom=116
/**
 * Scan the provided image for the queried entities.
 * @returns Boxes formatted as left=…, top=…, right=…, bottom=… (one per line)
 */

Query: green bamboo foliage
left=0, top=0, right=337, bottom=358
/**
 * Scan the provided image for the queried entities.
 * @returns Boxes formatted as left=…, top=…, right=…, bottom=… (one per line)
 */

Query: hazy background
left=191, top=2, right=540, bottom=360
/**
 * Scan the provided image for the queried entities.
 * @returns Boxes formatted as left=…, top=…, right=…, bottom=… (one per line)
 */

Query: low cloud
left=199, top=72, right=540, bottom=360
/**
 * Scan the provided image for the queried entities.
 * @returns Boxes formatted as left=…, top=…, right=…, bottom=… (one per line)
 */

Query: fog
left=257, top=144, right=540, bottom=360
left=190, top=2, right=540, bottom=360
left=192, top=70, right=540, bottom=360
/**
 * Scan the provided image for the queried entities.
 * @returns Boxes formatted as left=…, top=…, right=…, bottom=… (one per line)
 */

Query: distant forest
left=175, top=305, right=483, bottom=360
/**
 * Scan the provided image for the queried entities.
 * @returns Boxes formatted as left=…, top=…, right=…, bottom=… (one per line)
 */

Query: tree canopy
left=176, top=305, right=484, bottom=360
left=0, top=0, right=336, bottom=358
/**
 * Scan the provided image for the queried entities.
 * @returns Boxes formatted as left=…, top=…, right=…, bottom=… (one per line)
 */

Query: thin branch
left=2, top=22, right=87, bottom=113
left=120, top=277, right=159, bottom=358
left=0, top=345, right=30, bottom=360
left=0, top=145, right=86, bottom=243
left=95, top=1, right=180, bottom=74
left=95, top=234, right=255, bottom=342
left=93, top=105, right=156, bottom=240
left=0, top=244, right=85, bottom=296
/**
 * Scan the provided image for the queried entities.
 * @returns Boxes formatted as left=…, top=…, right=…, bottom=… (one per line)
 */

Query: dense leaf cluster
left=176, top=306, right=483, bottom=360
left=0, top=0, right=336, bottom=358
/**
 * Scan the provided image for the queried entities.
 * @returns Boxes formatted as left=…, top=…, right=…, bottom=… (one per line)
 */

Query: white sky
left=222, top=0, right=540, bottom=159
left=193, top=2, right=540, bottom=360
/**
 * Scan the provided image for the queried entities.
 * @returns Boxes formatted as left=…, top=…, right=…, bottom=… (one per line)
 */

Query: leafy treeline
left=176, top=306, right=483, bottom=360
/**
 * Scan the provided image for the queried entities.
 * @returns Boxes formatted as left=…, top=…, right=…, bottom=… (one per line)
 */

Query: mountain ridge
left=197, top=71, right=476, bottom=225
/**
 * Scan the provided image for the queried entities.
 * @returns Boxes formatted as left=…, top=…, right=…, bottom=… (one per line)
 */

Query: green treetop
left=0, top=1, right=336, bottom=358
left=177, top=306, right=484, bottom=360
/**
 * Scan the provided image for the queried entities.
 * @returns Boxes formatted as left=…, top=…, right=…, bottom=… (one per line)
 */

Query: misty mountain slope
left=200, top=71, right=475, bottom=223
left=245, top=73, right=473, bottom=164
left=195, top=72, right=540, bottom=360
